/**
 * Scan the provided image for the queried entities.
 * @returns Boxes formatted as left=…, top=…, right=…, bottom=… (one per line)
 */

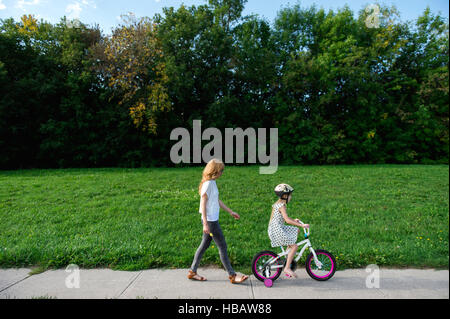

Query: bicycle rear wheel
left=252, top=251, right=283, bottom=282
left=305, top=249, right=336, bottom=281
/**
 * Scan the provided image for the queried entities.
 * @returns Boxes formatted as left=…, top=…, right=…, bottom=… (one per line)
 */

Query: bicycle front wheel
left=305, top=249, right=336, bottom=281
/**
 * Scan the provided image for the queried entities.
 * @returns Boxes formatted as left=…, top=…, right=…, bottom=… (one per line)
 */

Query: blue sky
left=0, top=0, right=448, bottom=35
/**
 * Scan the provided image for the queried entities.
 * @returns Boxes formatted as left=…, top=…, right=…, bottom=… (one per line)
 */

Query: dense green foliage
left=0, top=166, right=448, bottom=271
left=0, top=1, right=448, bottom=169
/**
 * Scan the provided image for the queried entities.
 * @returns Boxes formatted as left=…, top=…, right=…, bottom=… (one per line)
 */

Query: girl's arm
left=279, top=205, right=309, bottom=228
left=219, top=200, right=240, bottom=220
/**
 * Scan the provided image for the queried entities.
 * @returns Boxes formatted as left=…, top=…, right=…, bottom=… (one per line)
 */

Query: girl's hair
left=269, top=195, right=290, bottom=222
left=198, top=158, right=225, bottom=195
left=270, top=205, right=276, bottom=223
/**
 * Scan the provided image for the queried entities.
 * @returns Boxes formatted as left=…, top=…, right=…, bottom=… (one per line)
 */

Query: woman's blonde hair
left=198, top=159, right=225, bottom=195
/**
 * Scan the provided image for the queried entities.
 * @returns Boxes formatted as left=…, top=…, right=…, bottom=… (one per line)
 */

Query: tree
left=92, top=13, right=171, bottom=134
left=0, top=16, right=60, bottom=168
left=272, top=3, right=424, bottom=164
left=0, top=2, right=448, bottom=169
left=155, top=4, right=234, bottom=127
left=209, top=0, right=247, bottom=32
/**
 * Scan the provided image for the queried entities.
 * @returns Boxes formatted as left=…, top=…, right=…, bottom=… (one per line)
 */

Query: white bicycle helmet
left=274, top=183, right=294, bottom=200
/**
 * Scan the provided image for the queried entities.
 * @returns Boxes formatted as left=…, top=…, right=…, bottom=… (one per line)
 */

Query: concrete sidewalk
left=0, top=267, right=448, bottom=299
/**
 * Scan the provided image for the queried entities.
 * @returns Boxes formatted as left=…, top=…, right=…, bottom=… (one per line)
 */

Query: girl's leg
left=209, top=222, right=236, bottom=276
left=284, top=244, right=298, bottom=276
left=190, top=230, right=213, bottom=273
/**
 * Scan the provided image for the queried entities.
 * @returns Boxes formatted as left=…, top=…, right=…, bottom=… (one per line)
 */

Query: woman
left=188, top=158, right=249, bottom=284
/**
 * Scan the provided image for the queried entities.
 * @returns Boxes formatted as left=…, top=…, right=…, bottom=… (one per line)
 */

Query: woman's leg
left=190, top=230, right=213, bottom=273
left=209, top=222, right=236, bottom=276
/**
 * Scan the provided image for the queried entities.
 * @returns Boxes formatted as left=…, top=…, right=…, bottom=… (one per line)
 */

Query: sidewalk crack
left=249, top=276, right=255, bottom=299
left=0, top=275, right=32, bottom=294
left=115, top=271, right=143, bottom=299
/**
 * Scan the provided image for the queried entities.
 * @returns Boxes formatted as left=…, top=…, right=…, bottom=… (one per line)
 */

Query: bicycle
left=251, top=221, right=336, bottom=287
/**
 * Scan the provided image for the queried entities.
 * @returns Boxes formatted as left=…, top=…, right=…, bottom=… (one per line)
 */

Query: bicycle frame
left=263, top=223, right=323, bottom=271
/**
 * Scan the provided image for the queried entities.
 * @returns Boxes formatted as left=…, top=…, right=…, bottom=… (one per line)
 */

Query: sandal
left=283, top=269, right=297, bottom=279
left=229, top=274, right=249, bottom=284
left=188, top=270, right=207, bottom=281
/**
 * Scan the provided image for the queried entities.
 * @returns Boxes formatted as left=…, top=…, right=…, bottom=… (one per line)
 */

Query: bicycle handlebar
left=298, top=220, right=310, bottom=237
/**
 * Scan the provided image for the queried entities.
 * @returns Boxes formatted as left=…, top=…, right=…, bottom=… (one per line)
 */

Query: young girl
left=268, top=183, right=309, bottom=278
left=188, top=158, right=249, bottom=284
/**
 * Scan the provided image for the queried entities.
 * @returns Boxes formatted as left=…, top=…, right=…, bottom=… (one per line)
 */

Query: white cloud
left=65, top=0, right=96, bottom=20
left=0, top=0, right=6, bottom=10
left=66, top=2, right=82, bottom=19
left=81, top=0, right=96, bottom=9
left=15, top=0, right=43, bottom=11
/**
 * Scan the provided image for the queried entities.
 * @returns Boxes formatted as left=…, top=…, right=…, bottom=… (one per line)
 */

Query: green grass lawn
left=0, top=165, right=448, bottom=274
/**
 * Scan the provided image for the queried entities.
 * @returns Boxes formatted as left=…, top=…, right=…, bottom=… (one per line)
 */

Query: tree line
left=0, top=0, right=448, bottom=169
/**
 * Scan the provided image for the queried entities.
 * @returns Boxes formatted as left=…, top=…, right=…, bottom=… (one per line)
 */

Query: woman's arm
left=218, top=200, right=233, bottom=214
left=219, top=200, right=240, bottom=220
left=200, top=193, right=210, bottom=234
left=279, top=205, right=308, bottom=228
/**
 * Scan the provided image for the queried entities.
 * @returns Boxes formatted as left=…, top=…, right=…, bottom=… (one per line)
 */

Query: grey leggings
left=190, top=221, right=236, bottom=276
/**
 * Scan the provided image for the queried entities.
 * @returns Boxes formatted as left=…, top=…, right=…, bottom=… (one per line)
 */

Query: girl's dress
left=268, top=202, right=298, bottom=247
